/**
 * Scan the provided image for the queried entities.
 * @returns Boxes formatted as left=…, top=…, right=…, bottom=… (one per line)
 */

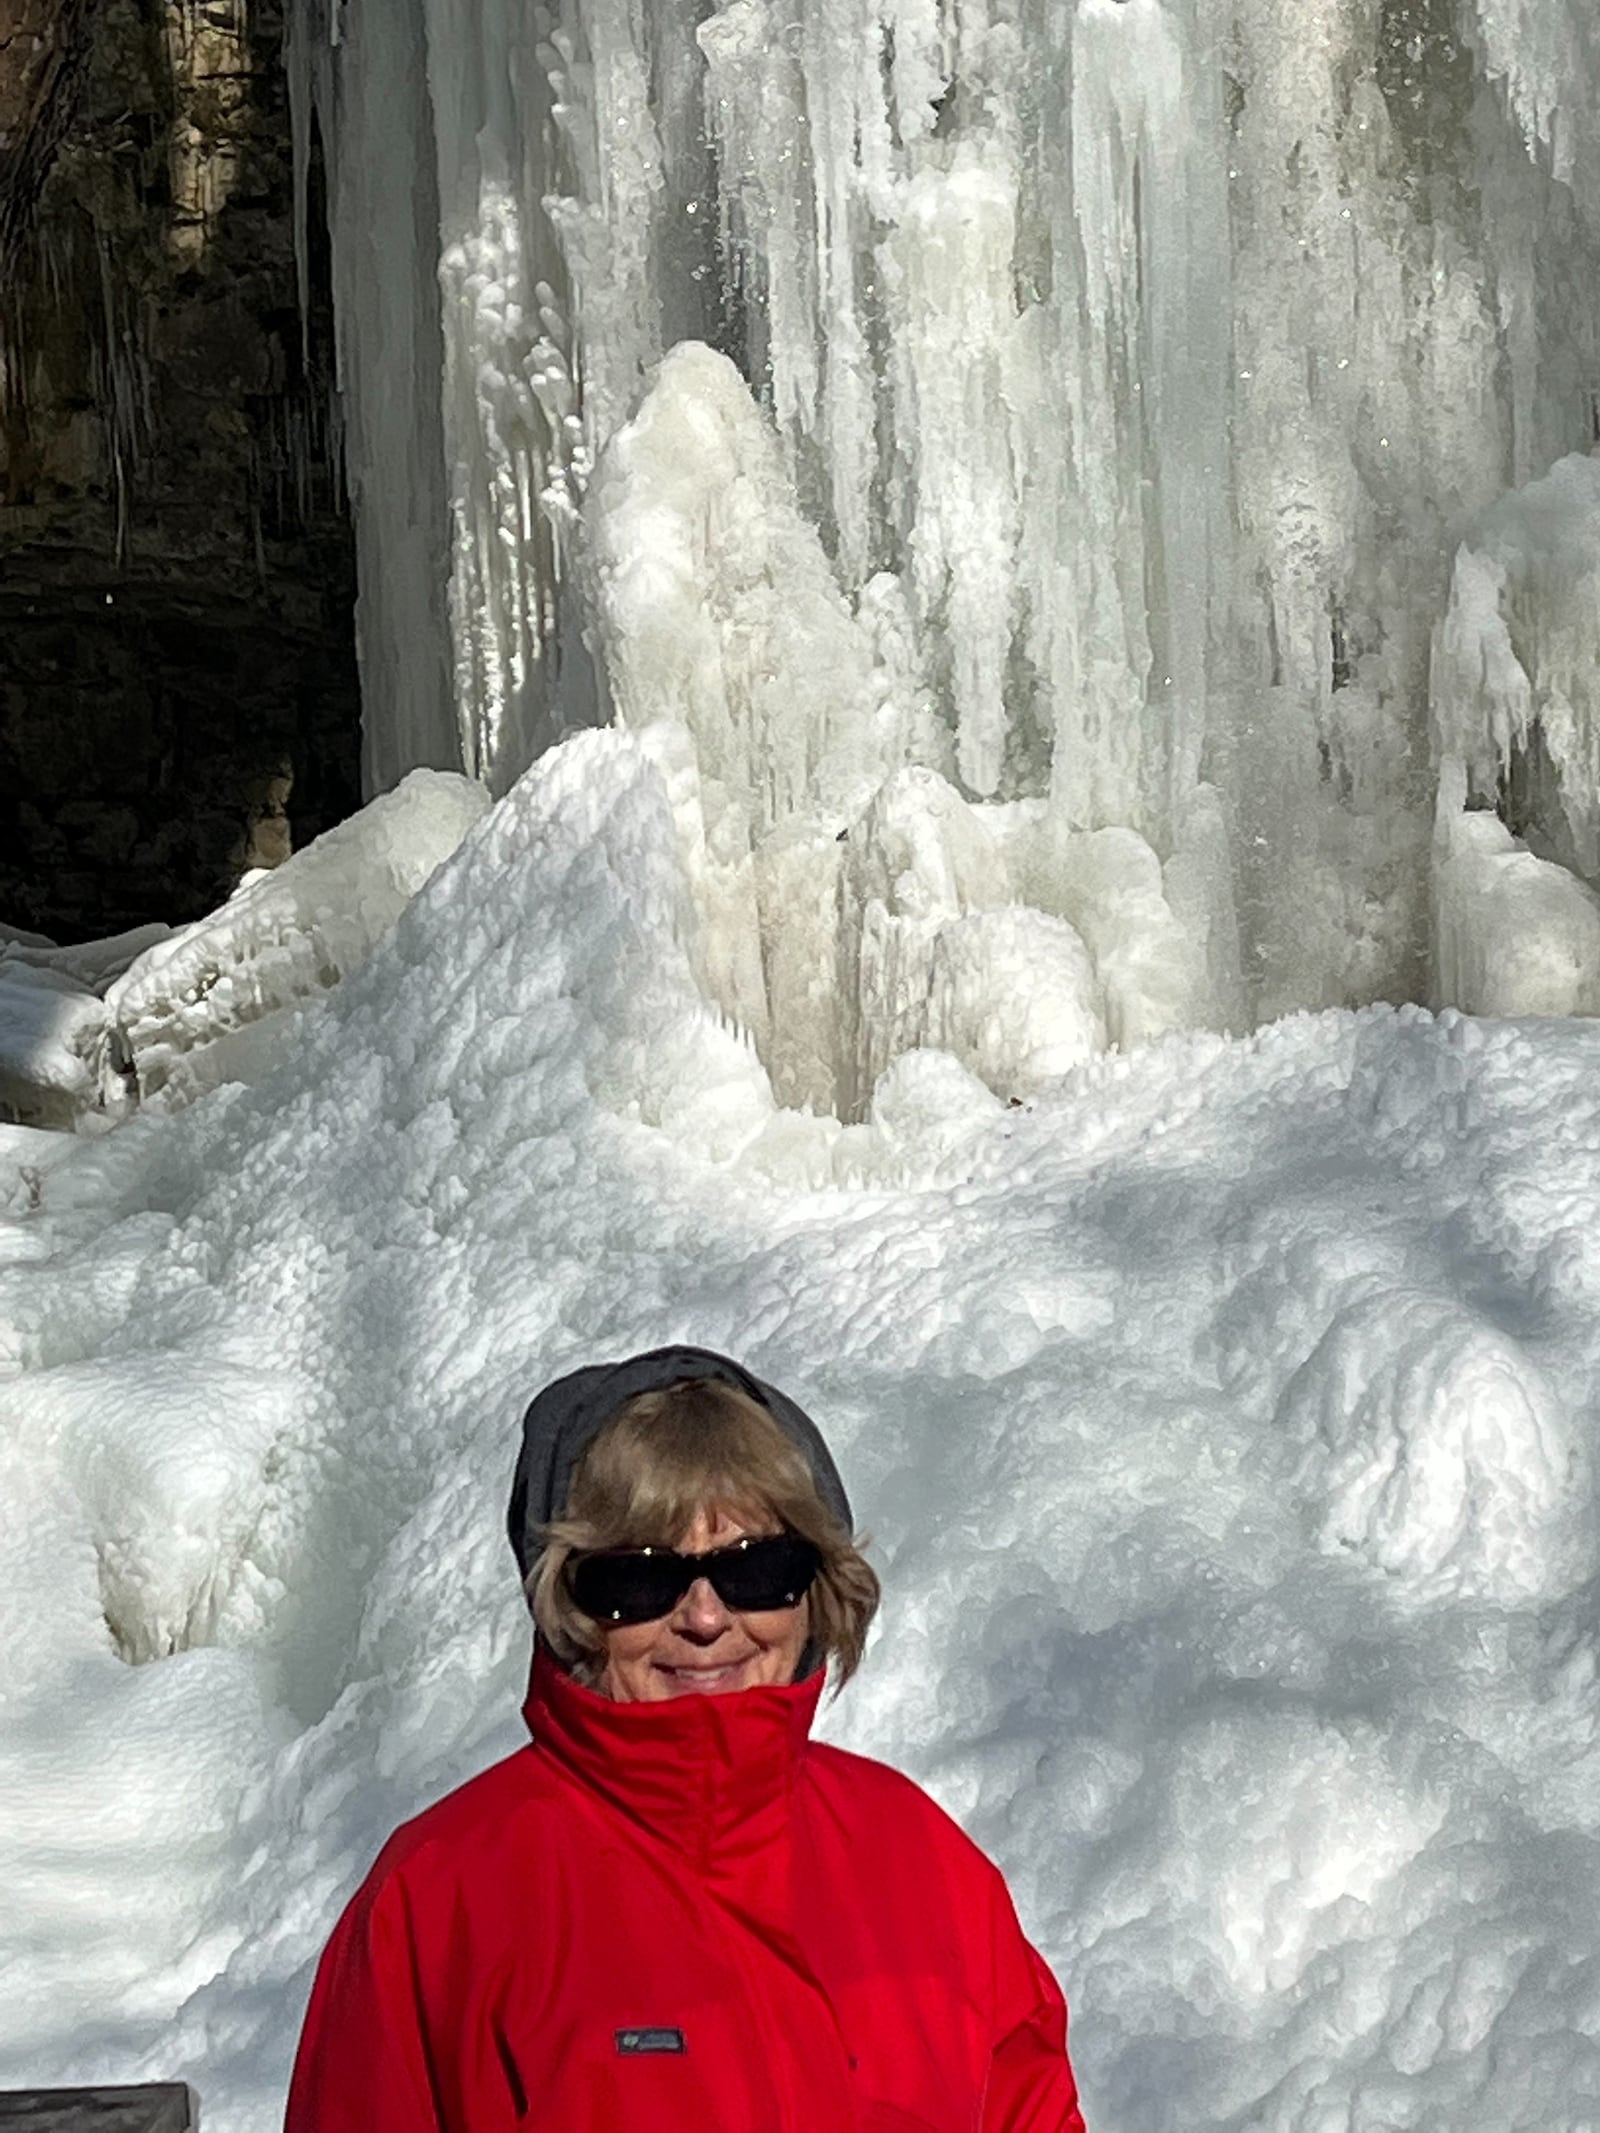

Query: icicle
left=285, top=0, right=318, bottom=366
left=1467, top=0, right=1600, bottom=228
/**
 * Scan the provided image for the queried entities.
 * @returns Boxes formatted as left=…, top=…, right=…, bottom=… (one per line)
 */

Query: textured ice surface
left=1469, top=0, right=1600, bottom=228
left=7, top=739, right=1600, bottom=2129
left=1431, top=454, right=1600, bottom=1013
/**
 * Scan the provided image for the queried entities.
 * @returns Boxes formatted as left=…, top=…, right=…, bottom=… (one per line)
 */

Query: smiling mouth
left=656, top=1659, right=751, bottom=1690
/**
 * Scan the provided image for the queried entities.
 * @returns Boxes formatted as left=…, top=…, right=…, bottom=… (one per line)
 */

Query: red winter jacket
left=286, top=1648, right=1086, bottom=2132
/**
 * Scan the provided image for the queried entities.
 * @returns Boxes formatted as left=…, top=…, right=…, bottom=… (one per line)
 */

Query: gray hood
left=507, top=1344, right=853, bottom=1582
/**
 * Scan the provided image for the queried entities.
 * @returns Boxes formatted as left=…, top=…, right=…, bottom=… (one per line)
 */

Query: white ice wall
left=293, top=0, right=1600, bottom=1084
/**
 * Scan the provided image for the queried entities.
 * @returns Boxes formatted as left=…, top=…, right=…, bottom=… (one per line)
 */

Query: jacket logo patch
left=615, top=2027, right=686, bottom=2056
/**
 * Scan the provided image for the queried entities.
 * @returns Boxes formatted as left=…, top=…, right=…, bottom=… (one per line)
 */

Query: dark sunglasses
left=567, top=1533, right=822, bottom=1625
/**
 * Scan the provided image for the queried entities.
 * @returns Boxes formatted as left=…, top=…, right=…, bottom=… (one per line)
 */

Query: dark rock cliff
left=0, top=0, right=361, bottom=942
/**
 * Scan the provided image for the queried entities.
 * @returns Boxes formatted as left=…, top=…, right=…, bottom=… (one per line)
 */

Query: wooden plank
left=0, top=2089, right=196, bottom=2130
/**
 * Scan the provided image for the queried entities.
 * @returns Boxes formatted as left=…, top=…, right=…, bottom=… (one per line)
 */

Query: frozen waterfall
left=290, top=0, right=1600, bottom=1111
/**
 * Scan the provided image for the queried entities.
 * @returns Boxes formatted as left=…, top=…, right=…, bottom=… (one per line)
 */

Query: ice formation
left=289, top=0, right=1600, bottom=1094
left=7, top=738, right=1600, bottom=2130
left=1433, top=454, right=1600, bottom=868
left=0, top=776, right=487, bottom=1130
left=100, top=771, right=488, bottom=1110
left=1431, top=453, right=1600, bottom=1012
left=583, top=342, right=1215, bottom=1113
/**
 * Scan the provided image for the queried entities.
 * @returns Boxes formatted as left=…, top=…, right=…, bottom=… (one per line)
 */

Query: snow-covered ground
left=5, top=732, right=1600, bottom=2129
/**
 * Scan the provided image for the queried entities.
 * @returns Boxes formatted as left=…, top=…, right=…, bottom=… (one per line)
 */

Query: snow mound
left=925, top=907, right=1105, bottom=1097
left=15, top=1353, right=303, bottom=1667
left=1284, top=1287, right=1593, bottom=1602
left=7, top=737, right=1600, bottom=2130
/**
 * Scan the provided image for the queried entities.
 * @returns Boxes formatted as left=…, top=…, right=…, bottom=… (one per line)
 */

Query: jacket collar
left=523, top=1644, right=824, bottom=1872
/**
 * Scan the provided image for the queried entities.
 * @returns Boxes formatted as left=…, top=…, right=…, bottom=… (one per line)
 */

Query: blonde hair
left=530, top=1378, right=879, bottom=1686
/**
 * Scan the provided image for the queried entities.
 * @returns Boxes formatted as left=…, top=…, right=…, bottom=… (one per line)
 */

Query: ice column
left=288, top=0, right=455, bottom=795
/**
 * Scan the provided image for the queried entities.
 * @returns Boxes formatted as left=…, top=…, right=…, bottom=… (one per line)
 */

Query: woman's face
left=596, top=1507, right=812, bottom=1703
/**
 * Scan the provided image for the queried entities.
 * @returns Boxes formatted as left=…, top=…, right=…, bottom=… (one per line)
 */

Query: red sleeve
left=982, top=1875, right=1087, bottom=2133
left=285, top=1865, right=443, bottom=2133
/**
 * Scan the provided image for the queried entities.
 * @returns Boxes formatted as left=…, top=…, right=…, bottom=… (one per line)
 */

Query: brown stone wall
left=0, top=0, right=361, bottom=941
left=0, top=0, right=95, bottom=267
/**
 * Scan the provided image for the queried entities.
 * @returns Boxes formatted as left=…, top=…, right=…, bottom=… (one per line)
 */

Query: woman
left=286, top=1345, right=1087, bottom=2132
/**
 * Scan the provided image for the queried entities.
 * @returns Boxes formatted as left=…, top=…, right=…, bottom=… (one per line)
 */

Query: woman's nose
left=677, top=1575, right=732, bottom=1636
